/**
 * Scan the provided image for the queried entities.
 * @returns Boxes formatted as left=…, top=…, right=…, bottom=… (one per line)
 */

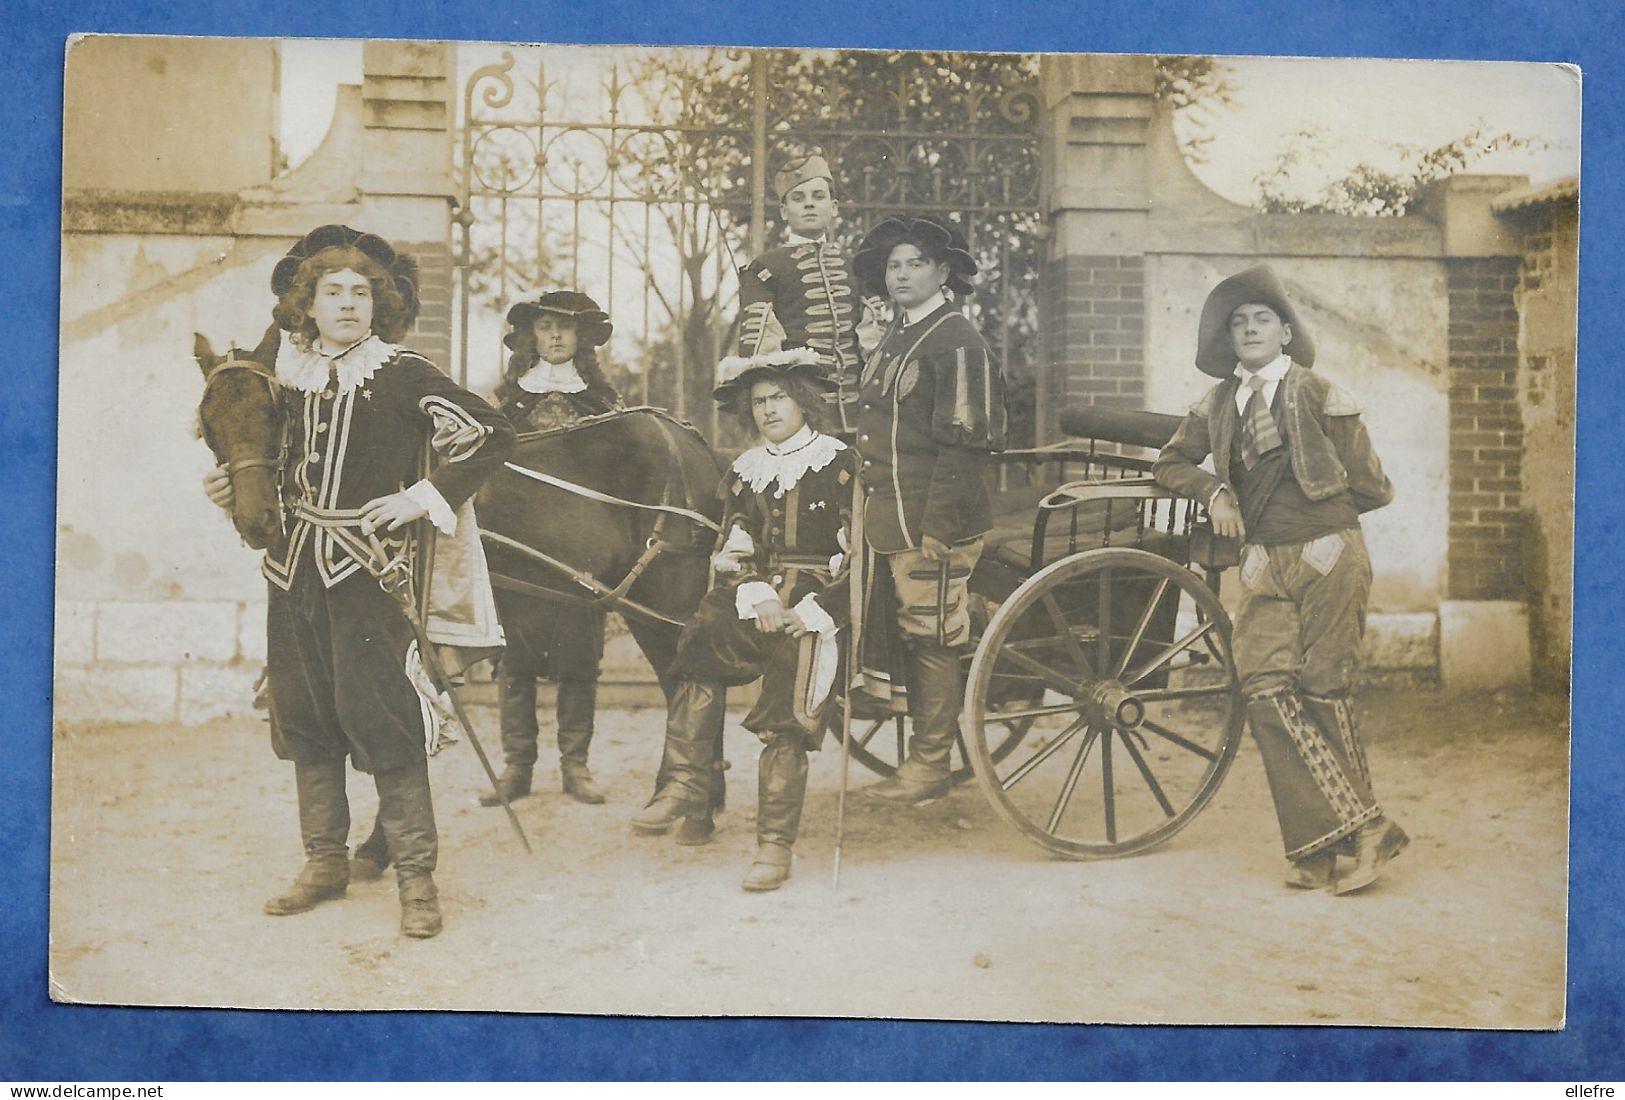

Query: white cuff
left=1208, top=483, right=1232, bottom=509
left=792, top=594, right=837, bottom=636
left=735, top=580, right=778, bottom=620
left=405, top=480, right=457, bottom=535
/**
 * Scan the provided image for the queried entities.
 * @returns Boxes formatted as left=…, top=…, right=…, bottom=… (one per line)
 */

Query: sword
left=833, top=471, right=865, bottom=891
left=372, top=540, right=534, bottom=857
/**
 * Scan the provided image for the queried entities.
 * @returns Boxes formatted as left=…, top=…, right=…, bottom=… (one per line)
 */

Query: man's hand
left=919, top=534, right=952, bottom=562
left=1209, top=488, right=1246, bottom=540
left=203, top=465, right=234, bottom=512
left=753, top=597, right=789, bottom=633
left=359, top=491, right=430, bottom=536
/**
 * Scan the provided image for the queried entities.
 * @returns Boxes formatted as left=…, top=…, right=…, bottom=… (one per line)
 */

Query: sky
left=278, top=42, right=1581, bottom=204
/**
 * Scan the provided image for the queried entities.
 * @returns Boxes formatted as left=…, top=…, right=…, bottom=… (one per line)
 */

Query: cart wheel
left=828, top=668, right=1039, bottom=783
left=964, top=547, right=1242, bottom=859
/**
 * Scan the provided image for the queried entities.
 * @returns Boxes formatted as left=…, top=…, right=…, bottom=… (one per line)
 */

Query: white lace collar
left=275, top=332, right=395, bottom=395
left=517, top=360, right=587, bottom=395
left=732, top=426, right=845, bottom=497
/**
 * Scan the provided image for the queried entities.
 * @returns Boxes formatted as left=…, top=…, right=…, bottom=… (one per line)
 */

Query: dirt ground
left=48, top=684, right=1568, bottom=1026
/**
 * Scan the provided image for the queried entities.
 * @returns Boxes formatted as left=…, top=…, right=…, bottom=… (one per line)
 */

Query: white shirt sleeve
left=792, top=593, right=837, bottom=636
left=404, top=479, right=457, bottom=535
left=735, top=580, right=780, bottom=620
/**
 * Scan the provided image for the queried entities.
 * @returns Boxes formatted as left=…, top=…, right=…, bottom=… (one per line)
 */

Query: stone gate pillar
left=359, top=41, right=457, bottom=375
left=1036, top=55, right=1156, bottom=442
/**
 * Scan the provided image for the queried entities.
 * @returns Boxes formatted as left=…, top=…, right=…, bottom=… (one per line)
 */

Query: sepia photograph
left=51, top=35, right=1578, bottom=1028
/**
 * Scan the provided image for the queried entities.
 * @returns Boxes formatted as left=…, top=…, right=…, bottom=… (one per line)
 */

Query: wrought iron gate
left=453, top=45, right=1042, bottom=447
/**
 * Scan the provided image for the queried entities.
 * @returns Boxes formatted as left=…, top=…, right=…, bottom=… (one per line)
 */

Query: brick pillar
left=1446, top=257, right=1523, bottom=600
left=1037, top=56, right=1154, bottom=439
left=358, top=41, right=456, bottom=375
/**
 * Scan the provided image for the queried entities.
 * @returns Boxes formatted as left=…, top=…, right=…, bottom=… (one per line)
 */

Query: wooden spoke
left=1117, top=726, right=1177, bottom=817
left=982, top=698, right=1091, bottom=723
left=894, top=715, right=906, bottom=762
left=1101, top=728, right=1116, bottom=844
left=1096, top=566, right=1114, bottom=675
left=1041, top=591, right=1095, bottom=681
left=1122, top=618, right=1218, bottom=687
left=1142, top=718, right=1220, bottom=762
left=1047, top=724, right=1100, bottom=835
left=854, top=717, right=888, bottom=750
left=1135, top=684, right=1234, bottom=703
left=1000, top=714, right=1088, bottom=792
left=1112, top=576, right=1171, bottom=678
left=997, top=646, right=1087, bottom=698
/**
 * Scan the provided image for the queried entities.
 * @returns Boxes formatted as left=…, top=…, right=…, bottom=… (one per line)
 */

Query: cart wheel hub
left=1089, top=681, right=1145, bottom=729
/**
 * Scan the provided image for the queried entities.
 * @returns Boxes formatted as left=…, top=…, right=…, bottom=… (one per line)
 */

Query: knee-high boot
left=869, top=642, right=962, bottom=803
left=264, top=756, right=351, bottom=915
left=556, top=678, right=605, bottom=804
left=631, top=679, right=724, bottom=835
left=742, top=733, right=809, bottom=891
left=481, top=661, right=539, bottom=807
left=374, top=758, right=442, bottom=938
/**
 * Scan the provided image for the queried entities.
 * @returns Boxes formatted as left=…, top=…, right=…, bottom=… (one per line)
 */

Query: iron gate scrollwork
left=453, top=46, right=1042, bottom=448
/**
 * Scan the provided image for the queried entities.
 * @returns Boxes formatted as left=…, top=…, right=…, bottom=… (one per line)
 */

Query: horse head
left=195, top=323, right=284, bottom=550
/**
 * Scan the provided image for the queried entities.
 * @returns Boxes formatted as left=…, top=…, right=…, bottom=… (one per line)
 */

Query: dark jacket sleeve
left=811, top=451, right=862, bottom=627
left=393, top=353, right=516, bottom=510
left=1152, top=388, right=1225, bottom=506
left=922, top=337, right=1005, bottom=544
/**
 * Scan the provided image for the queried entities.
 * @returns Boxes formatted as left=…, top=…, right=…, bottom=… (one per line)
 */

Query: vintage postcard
left=53, top=36, right=1577, bottom=1025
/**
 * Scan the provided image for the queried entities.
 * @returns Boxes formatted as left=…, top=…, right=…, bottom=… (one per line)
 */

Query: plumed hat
left=503, top=290, right=614, bottom=350
left=773, top=154, right=834, bottom=201
left=711, top=347, right=835, bottom=406
left=1194, top=264, right=1316, bottom=379
left=271, top=225, right=420, bottom=330
left=852, top=216, right=978, bottom=299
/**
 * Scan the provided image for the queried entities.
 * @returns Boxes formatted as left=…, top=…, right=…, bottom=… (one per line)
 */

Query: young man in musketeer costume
left=735, top=153, right=881, bottom=436
left=631, top=350, right=858, bottom=892
left=481, top=291, right=623, bottom=808
left=206, top=226, right=515, bottom=937
left=1153, top=264, right=1408, bottom=894
left=849, top=216, right=1007, bottom=805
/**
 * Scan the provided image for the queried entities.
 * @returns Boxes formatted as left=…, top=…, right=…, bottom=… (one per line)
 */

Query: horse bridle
left=200, top=352, right=284, bottom=476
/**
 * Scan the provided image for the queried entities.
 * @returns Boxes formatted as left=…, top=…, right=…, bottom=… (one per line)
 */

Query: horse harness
left=482, top=408, right=723, bottom=630
left=199, top=351, right=285, bottom=478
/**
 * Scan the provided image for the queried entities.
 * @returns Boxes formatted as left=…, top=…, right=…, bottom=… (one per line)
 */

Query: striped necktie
left=1239, top=373, right=1283, bottom=470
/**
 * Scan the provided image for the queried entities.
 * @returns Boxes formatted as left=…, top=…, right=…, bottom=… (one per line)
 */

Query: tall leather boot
left=742, top=733, right=809, bottom=891
left=264, top=757, right=351, bottom=916
left=866, top=642, right=961, bottom=805
left=481, top=661, right=538, bottom=807
left=374, top=759, right=442, bottom=939
left=632, top=679, right=723, bottom=835
left=556, top=678, right=605, bottom=804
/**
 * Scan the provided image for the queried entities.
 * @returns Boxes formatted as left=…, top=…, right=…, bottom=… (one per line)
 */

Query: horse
left=192, top=325, right=725, bottom=859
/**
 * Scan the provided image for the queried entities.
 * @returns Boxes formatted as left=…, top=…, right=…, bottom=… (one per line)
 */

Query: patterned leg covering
left=1246, top=692, right=1381, bottom=861
left=1302, top=692, right=1373, bottom=789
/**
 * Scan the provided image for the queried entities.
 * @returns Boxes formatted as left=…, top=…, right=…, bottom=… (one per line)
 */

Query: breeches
left=1233, top=527, right=1371, bottom=699
left=883, top=537, right=983, bottom=648
left=266, top=572, right=434, bottom=774
left=669, top=586, right=834, bottom=748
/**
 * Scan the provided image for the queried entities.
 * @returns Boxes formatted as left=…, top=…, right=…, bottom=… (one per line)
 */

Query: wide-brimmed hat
left=1194, top=264, right=1316, bottom=378
left=711, top=347, right=835, bottom=405
left=773, top=153, right=834, bottom=201
left=852, top=216, right=978, bottom=299
left=271, top=225, right=420, bottom=329
left=503, top=290, right=613, bottom=351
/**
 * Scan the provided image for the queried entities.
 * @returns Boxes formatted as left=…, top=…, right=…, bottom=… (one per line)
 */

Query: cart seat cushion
left=983, top=486, right=1187, bottom=572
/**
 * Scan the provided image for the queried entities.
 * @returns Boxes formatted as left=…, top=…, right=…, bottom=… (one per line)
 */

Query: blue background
left=4, top=0, right=1618, bottom=1081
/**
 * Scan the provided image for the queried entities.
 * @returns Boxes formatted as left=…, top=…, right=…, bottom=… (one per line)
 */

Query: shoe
left=741, top=846, right=793, bottom=892
left=630, top=794, right=702, bottom=836
left=864, top=773, right=952, bottom=806
left=1331, top=818, right=1410, bottom=896
left=398, top=875, right=443, bottom=939
left=263, top=867, right=347, bottom=916
left=674, top=814, right=715, bottom=846
left=1284, top=850, right=1336, bottom=890
left=478, top=765, right=533, bottom=808
left=350, top=841, right=391, bottom=882
left=561, top=763, right=607, bottom=805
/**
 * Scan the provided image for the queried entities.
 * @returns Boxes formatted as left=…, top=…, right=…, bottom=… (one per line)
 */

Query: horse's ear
left=252, top=322, right=282, bottom=365
left=193, top=332, right=217, bottom=376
